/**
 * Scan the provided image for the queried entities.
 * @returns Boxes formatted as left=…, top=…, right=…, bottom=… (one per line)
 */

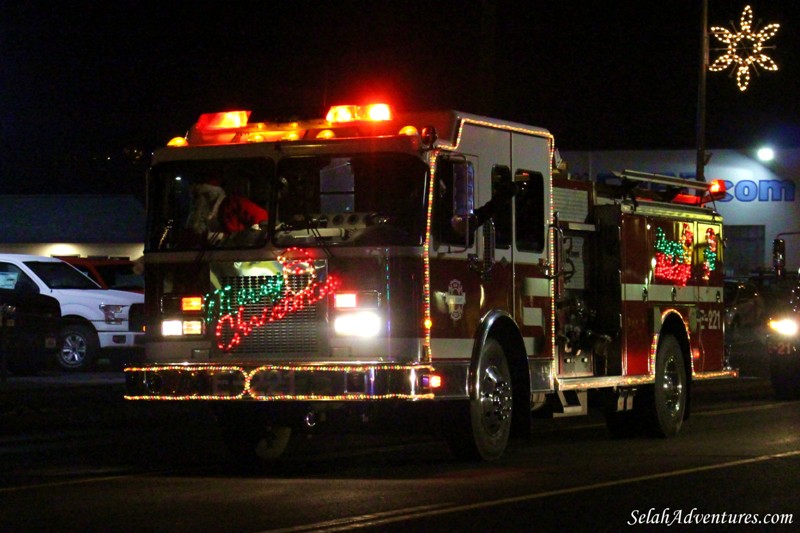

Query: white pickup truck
left=0, top=254, right=144, bottom=371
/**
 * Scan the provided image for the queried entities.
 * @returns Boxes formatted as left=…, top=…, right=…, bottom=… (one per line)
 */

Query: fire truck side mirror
left=435, top=157, right=476, bottom=248
left=773, top=238, right=786, bottom=279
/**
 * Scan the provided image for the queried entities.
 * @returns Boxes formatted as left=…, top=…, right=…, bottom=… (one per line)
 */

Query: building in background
left=0, top=195, right=144, bottom=260
left=561, top=149, right=800, bottom=277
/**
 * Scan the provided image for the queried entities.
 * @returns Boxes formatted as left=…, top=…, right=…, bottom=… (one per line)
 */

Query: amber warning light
left=423, top=374, right=442, bottom=389
left=707, top=179, right=726, bottom=202
left=181, top=296, right=203, bottom=312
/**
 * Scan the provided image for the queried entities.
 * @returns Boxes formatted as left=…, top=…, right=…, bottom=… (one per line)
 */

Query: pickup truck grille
left=215, top=274, right=323, bottom=355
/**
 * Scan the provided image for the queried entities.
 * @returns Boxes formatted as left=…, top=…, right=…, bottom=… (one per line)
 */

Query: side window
left=0, top=263, right=38, bottom=294
left=434, top=156, right=475, bottom=247
left=0, top=263, right=18, bottom=290
left=515, top=170, right=545, bottom=253
left=492, top=166, right=512, bottom=249
left=320, top=157, right=355, bottom=213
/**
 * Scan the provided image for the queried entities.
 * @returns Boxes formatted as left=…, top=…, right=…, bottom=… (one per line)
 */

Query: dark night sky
left=2, top=1, right=798, bottom=197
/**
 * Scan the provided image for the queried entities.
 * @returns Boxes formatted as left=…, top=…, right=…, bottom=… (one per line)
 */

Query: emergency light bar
left=167, top=103, right=410, bottom=147
left=326, top=104, right=392, bottom=123
left=196, top=110, right=251, bottom=130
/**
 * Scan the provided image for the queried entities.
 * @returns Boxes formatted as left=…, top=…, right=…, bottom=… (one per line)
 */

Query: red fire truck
left=126, top=103, right=735, bottom=463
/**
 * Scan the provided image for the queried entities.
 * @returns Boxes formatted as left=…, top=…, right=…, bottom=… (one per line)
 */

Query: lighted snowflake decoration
left=709, top=5, right=780, bottom=91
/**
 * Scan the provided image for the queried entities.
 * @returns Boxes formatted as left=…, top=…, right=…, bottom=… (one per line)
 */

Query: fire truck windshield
left=146, top=157, right=275, bottom=251
left=146, top=154, right=427, bottom=251
left=273, top=154, right=427, bottom=247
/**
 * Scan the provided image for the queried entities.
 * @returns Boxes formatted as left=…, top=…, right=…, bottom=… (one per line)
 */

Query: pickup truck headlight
left=100, top=304, right=125, bottom=324
left=769, top=318, right=799, bottom=337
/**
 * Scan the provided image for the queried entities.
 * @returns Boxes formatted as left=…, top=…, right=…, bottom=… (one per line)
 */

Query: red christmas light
left=654, top=224, right=694, bottom=286
left=215, top=248, right=340, bottom=351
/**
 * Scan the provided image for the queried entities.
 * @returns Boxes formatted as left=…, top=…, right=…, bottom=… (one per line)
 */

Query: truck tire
left=58, top=324, right=98, bottom=371
left=644, top=334, right=688, bottom=437
left=446, top=338, right=513, bottom=461
left=604, top=335, right=688, bottom=438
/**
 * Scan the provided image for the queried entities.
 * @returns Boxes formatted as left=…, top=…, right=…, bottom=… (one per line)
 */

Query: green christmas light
left=703, top=228, right=718, bottom=280
left=204, top=277, right=284, bottom=322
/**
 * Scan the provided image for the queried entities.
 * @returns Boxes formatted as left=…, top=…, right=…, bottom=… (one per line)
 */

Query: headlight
left=769, top=318, right=799, bottom=336
left=333, top=311, right=382, bottom=338
left=100, top=304, right=125, bottom=324
left=162, top=319, right=204, bottom=337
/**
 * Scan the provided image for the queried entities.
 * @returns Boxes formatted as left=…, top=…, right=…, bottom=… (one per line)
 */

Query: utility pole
left=478, top=0, right=497, bottom=116
left=695, top=0, right=708, bottom=182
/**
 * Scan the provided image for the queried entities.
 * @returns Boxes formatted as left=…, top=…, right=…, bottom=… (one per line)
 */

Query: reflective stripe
left=430, top=338, right=473, bottom=360
left=622, top=283, right=723, bottom=303
left=523, top=306, right=543, bottom=327
left=523, top=277, right=550, bottom=298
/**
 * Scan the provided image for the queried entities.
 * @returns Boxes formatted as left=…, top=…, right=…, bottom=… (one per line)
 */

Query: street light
left=757, top=147, right=775, bottom=162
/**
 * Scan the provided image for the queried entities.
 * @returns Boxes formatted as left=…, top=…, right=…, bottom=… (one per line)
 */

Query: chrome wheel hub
left=479, top=366, right=513, bottom=435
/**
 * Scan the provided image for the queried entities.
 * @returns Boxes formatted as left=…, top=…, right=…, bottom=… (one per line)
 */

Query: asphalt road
left=0, top=333, right=794, bottom=532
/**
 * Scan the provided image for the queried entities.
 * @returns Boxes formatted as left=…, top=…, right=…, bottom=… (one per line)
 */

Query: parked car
left=723, top=279, right=765, bottom=342
left=0, top=278, right=61, bottom=375
left=58, top=256, right=144, bottom=293
left=762, top=276, right=800, bottom=399
left=0, top=254, right=144, bottom=371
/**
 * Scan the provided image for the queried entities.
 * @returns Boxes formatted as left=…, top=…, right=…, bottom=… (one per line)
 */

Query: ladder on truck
left=609, top=169, right=720, bottom=206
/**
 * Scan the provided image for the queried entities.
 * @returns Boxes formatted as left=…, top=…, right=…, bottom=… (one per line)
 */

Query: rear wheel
left=644, top=335, right=687, bottom=437
left=57, top=324, right=98, bottom=371
left=446, top=338, right=513, bottom=461
left=604, top=335, right=687, bottom=438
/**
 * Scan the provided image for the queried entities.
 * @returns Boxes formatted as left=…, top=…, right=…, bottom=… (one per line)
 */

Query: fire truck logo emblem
left=446, top=279, right=466, bottom=321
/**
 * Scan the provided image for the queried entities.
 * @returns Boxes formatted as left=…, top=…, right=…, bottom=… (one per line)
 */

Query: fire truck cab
left=127, top=103, right=735, bottom=463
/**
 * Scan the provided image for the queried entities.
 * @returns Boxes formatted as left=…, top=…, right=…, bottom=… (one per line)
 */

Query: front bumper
left=124, top=363, right=436, bottom=401
left=98, top=330, right=144, bottom=349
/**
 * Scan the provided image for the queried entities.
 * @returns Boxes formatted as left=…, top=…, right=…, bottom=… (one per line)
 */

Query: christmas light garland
left=123, top=363, right=436, bottom=401
left=209, top=248, right=340, bottom=352
left=654, top=224, right=693, bottom=286
left=702, top=228, right=718, bottom=280
left=709, top=5, right=780, bottom=92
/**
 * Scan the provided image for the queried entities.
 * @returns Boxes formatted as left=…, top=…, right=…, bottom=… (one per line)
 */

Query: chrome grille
left=216, top=274, right=322, bottom=355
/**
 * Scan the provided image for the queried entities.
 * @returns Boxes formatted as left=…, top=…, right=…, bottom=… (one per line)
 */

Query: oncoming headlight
left=333, top=311, right=382, bottom=338
left=769, top=318, right=799, bottom=337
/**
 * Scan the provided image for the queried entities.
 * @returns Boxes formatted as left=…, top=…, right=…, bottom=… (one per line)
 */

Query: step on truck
left=126, top=103, right=736, bottom=463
